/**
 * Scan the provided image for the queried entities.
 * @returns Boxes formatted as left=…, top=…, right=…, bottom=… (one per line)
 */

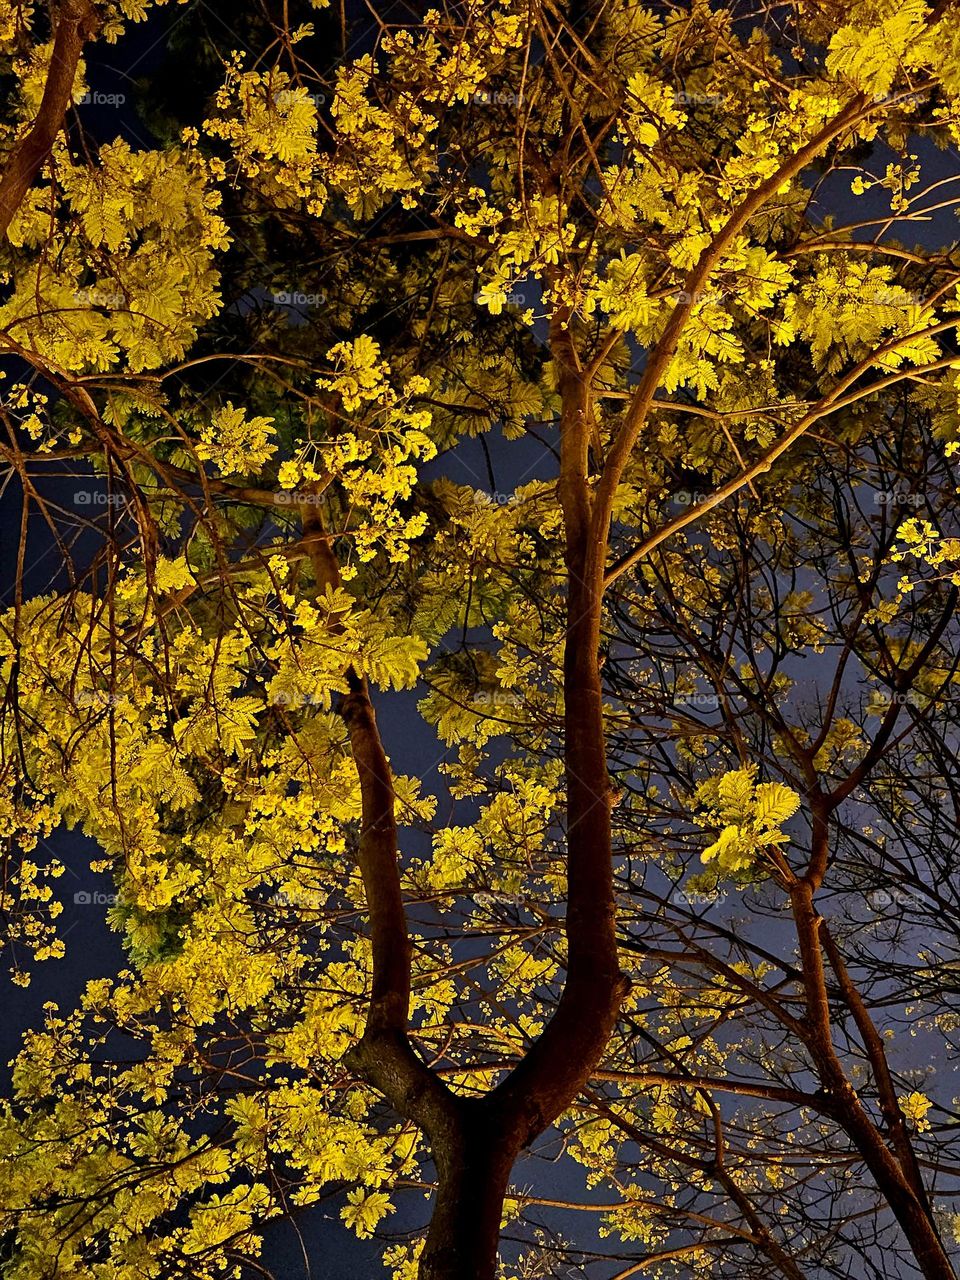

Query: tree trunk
left=791, top=883, right=957, bottom=1280
left=825, top=1074, right=958, bottom=1280
left=418, top=1105, right=519, bottom=1280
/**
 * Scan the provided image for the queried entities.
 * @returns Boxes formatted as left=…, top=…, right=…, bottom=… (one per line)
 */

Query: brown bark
left=399, top=318, right=631, bottom=1280
left=789, top=878, right=956, bottom=1280
left=821, top=1067, right=956, bottom=1280
left=295, top=64, right=893, bottom=1280
left=819, top=921, right=934, bottom=1216
left=300, top=506, right=466, bottom=1254
left=0, top=0, right=98, bottom=240
left=484, top=319, right=628, bottom=1150
left=418, top=1103, right=519, bottom=1280
left=301, top=320, right=630, bottom=1280
left=387, top=328, right=629, bottom=1280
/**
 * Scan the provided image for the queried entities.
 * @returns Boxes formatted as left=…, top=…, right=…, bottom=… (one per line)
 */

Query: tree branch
left=0, top=0, right=97, bottom=239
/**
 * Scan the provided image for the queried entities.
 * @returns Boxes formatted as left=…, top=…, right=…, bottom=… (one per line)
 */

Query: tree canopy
left=2, top=1, right=960, bottom=1278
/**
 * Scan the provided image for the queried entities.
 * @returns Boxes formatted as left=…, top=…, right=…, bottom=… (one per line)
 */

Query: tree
left=2, top=1, right=960, bottom=1278
left=596, top=395, right=960, bottom=1278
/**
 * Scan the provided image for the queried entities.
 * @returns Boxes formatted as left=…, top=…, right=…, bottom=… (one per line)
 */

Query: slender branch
left=604, top=347, right=960, bottom=589
left=590, top=91, right=871, bottom=576
left=298, top=501, right=453, bottom=1133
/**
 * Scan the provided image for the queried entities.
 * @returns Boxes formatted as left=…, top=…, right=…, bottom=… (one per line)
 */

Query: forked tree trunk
left=792, top=883, right=958, bottom=1280
left=418, top=1105, right=520, bottom=1280
left=409, top=326, right=630, bottom=1280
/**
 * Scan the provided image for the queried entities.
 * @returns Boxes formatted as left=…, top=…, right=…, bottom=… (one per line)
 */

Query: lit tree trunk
left=418, top=1103, right=520, bottom=1280
left=325, top=322, right=629, bottom=1280
left=832, top=1091, right=958, bottom=1280
left=414, top=332, right=629, bottom=1280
